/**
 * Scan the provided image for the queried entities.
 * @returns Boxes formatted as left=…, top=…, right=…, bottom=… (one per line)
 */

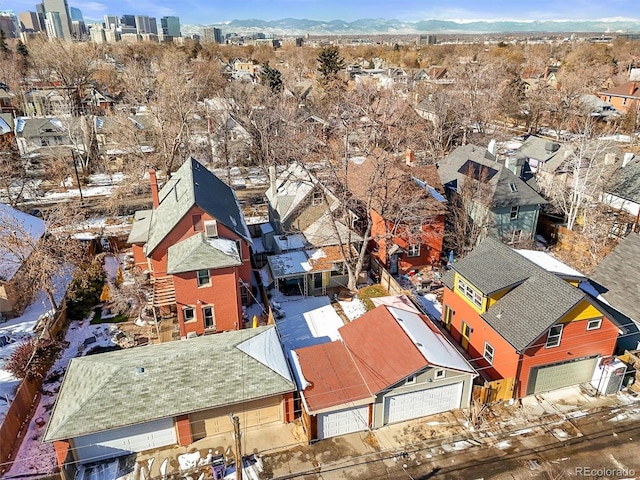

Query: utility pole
left=70, top=149, right=84, bottom=204
left=233, top=415, right=242, bottom=480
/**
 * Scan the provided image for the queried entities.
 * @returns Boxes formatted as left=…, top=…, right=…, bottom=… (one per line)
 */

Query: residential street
left=264, top=394, right=640, bottom=480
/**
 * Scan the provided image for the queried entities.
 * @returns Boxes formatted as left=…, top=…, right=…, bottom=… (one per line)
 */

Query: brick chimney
left=405, top=149, right=415, bottom=166
left=149, top=169, right=159, bottom=208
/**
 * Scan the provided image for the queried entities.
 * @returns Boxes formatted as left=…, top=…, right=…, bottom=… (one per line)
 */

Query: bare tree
left=0, top=203, right=85, bottom=313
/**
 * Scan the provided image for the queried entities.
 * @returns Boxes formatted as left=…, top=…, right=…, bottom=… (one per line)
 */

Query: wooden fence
left=370, top=257, right=407, bottom=296
left=0, top=302, right=67, bottom=474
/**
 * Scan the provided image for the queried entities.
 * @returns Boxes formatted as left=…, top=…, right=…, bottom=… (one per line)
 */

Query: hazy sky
left=4, top=0, right=639, bottom=24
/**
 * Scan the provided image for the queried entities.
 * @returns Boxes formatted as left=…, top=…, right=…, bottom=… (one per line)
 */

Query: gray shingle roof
left=606, top=156, right=640, bottom=204
left=265, top=162, right=317, bottom=222
left=146, top=158, right=251, bottom=255
left=590, top=233, right=640, bottom=322
left=451, top=237, right=587, bottom=351
left=127, top=209, right=152, bottom=244
left=437, top=144, right=546, bottom=208
left=167, top=233, right=241, bottom=274
left=518, top=135, right=568, bottom=172
left=44, top=326, right=294, bottom=442
left=16, top=117, right=66, bottom=139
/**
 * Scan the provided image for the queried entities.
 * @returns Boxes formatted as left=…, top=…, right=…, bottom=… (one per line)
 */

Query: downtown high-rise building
left=104, top=15, right=119, bottom=30
left=0, top=11, right=19, bottom=38
left=203, top=26, right=223, bottom=43
left=44, top=11, right=64, bottom=39
left=18, top=11, right=41, bottom=32
left=134, top=15, right=156, bottom=34
left=42, top=0, right=72, bottom=40
left=160, top=16, right=180, bottom=37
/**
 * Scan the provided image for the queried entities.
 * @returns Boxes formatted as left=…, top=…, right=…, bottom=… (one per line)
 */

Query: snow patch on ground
left=339, top=298, right=367, bottom=321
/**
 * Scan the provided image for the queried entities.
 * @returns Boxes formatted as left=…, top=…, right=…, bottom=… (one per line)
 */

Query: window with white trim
left=202, top=305, right=215, bottom=329
left=509, top=183, right=518, bottom=192
left=483, top=342, right=494, bottom=364
left=586, top=318, right=602, bottom=331
left=183, top=307, right=195, bottom=322
left=546, top=324, right=563, bottom=348
left=434, top=369, right=445, bottom=380
left=456, top=277, right=483, bottom=309
left=510, top=206, right=519, bottom=221
left=406, top=375, right=416, bottom=384
left=407, top=244, right=420, bottom=257
left=197, top=269, right=211, bottom=287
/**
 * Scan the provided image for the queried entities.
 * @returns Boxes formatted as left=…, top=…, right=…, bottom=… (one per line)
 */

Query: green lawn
left=357, top=284, right=390, bottom=311
left=91, top=307, right=129, bottom=324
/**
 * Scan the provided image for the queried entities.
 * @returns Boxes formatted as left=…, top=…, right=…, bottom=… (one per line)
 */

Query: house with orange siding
left=440, top=237, right=619, bottom=398
left=127, top=158, right=253, bottom=337
left=598, top=81, right=640, bottom=116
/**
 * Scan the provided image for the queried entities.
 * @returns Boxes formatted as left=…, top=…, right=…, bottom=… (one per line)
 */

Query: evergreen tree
left=16, top=39, right=28, bottom=57
left=317, top=46, right=345, bottom=82
left=260, top=62, right=283, bottom=93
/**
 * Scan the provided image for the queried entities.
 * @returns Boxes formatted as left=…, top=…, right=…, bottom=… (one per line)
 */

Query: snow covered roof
left=44, top=326, right=294, bottom=441
left=388, top=306, right=476, bottom=374
left=166, top=233, right=241, bottom=274
left=274, top=234, right=307, bottom=252
left=515, top=249, right=585, bottom=280
left=0, top=204, right=46, bottom=282
left=267, top=251, right=311, bottom=278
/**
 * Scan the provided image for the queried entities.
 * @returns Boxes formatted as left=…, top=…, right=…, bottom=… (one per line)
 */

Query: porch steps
left=151, top=276, right=176, bottom=307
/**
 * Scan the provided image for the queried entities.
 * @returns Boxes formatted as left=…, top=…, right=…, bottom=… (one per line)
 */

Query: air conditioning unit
left=204, top=220, right=218, bottom=238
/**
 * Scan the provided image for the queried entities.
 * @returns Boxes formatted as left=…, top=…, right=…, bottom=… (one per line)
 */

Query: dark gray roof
left=127, top=209, right=152, bottom=244
left=167, top=233, right=241, bottom=274
left=437, top=144, right=546, bottom=208
left=590, top=233, right=640, bottom=321
left=146, top=157, right=251, bottom=254
left=452, top=237, right=587, bottom=352
left=44, top=326, right=294, bottom=441
left=606, top=156, right=640, bottom=204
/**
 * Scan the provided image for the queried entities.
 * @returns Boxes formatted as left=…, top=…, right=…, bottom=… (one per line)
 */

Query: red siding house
left=128, top=158, right=253, bottom=338
left=440, top=237, right=619, bottom=398
left=344, top=153, right=447, bottom=274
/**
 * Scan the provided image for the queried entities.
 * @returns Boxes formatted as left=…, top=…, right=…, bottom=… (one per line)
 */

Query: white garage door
left=74, top=418, right=177, bottom=464
left=526, top=356, right=598, bottom=396
left=384, top=382, right=463, bottom=425
left=317, top=405, right=369, bottom=440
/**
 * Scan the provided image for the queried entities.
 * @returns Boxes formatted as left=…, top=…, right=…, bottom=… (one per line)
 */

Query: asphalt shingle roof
left=606, top=156, right=640, bottom=204
left=437, top=144, right=546, bottom=208
left=146, top=158, right=251, bottom=255
left=451, top=237, right=587, bottom=352
left=126, top=209, right=152, bottom=245
left=44, top=326, right=294, bottom=442
left=590, top=233, right=640, bottom=322
left=166, top=233, right=241, bottom=274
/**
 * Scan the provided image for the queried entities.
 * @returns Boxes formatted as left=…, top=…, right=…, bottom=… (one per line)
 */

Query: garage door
left=527, top=356, right=598, bottom=396
left=317, top=405, right=369, bottom=440
left=384, top=382, right=463, bottom=425
left=74, top=418, right=177, bottom=464
left=190, top=396, right=282, bottom=441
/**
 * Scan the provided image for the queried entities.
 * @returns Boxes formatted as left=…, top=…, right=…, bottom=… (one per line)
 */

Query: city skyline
left=3, top=0, right=640, bottom=26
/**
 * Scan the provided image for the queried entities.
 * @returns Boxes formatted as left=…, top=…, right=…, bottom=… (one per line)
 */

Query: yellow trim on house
left=560, top=299, right=604, bottom=324
left=454, top=273, right=487, bottom=313
left=487, top=287, right=511, bottom=308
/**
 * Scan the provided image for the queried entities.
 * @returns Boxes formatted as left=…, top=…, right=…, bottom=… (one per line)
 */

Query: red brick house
left=441, top=237, right=619, bottom=398
left=344, top=153, right=447, bottom=274
left=128, top=158, right=252, bottom=337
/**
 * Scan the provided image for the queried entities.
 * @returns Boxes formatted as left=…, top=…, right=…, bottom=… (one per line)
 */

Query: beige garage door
left=190, top=396, right=282, bottom=440
left=526, top=356, right=598, bottom=396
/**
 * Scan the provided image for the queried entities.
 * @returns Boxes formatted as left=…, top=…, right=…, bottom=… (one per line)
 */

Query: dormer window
left=204, top=220, right=218, bottom=238
left=312, top=190, right=323, bottom=206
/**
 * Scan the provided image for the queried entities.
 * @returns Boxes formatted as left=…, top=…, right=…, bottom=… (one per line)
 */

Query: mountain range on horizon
left=175, top=17, right=640, bottom=36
